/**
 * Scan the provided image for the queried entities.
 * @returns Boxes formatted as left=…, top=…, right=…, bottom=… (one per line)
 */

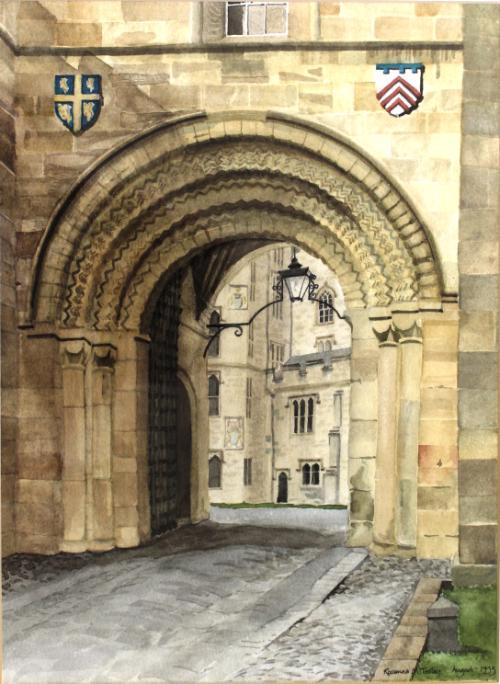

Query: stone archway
left=26, top=111, right=445, bottom=554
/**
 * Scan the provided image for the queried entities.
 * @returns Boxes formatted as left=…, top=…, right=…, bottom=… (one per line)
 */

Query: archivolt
left=122, top=208, right=366, bottom=331
left=31, top=111, right=444, bottom=330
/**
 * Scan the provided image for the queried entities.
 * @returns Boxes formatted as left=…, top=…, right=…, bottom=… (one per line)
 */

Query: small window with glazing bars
left=226, top=1, right=288, bottom=36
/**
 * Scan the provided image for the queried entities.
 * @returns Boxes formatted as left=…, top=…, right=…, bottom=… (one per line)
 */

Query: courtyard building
left=0, top=1, right=497, bottom=590
left=206, top=245, right=351, bottom=506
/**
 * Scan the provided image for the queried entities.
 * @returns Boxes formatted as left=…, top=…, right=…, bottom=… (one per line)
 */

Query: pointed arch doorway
left=277, top=473, right=288, bottom=504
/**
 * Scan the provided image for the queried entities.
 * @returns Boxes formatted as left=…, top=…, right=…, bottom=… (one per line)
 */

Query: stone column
left=395, top=321, right=423, bottom=550
left=347, top=308, right=379, bottom=547
left=113, top=333, right=146, bottom=549
left=90, top=344, right=117, bottom=551
left=60, top=339, right=90, bottom=552
left=372, top=322, right=400, bottom=548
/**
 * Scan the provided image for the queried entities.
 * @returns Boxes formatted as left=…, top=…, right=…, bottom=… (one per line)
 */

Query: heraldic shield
left=54, top=75, right=103, bottom=134
left=375, top=63, right=424, bottom=117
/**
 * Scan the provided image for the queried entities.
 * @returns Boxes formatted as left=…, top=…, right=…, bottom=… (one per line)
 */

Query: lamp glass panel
left=284, top=274, right=308, bottom=301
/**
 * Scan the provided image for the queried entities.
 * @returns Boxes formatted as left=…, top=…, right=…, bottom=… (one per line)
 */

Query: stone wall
left=417, top=309, right=459, bottom=560
left=0, top=1, right=19, bottom=557
left=12, top=1, right=462, bottom=47
left=10, top=3, right=464, bottom=328
left=2, top=2, right=490, bottom=565
left=454, top=4, right=499, bottom=585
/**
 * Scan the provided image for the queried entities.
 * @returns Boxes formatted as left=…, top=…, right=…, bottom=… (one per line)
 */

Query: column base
left=452, top=563, right=497, bottom=587
left=59, top=540, right=88, bottom=553
left=347, top=521, right=373, bottom=547
left=371, top=540, right=416, bottom=558
left=88, top=540, right=115, bottom=552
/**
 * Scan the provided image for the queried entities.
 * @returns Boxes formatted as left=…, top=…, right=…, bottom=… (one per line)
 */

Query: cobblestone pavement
left=2, top=523, right=450, bottom=683
left=234, top=555, right=451, bottom=681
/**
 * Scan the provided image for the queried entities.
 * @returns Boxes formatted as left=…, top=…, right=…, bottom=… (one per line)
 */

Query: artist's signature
left=383, top=665, right=496, bottom=678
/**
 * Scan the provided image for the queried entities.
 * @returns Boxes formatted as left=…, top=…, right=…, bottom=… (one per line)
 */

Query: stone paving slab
left=3, top=542, right=361, bottom=684
left=2, top=525, right=451, bottom=684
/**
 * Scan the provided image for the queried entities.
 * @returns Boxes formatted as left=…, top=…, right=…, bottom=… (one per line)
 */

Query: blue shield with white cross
left=54, top=74, right=103, bottom=134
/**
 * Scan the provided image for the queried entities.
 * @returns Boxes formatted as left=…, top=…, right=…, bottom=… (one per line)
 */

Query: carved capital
left=395, top=321, right=423, bottom=344
left=373, top=324, right=400, bottom=347
left=92, top=344, right=117, bottom=370
left=60, top=339, right=90, bottom=369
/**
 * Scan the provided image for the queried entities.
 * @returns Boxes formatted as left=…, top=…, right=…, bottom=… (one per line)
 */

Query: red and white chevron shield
left=375, top=64, right=424, bottom=117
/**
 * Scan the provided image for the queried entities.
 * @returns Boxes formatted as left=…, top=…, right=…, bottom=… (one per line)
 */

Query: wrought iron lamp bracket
left=203, top=258, right=352, bottom=357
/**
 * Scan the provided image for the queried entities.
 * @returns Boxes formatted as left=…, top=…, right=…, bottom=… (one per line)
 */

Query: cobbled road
left=2, top=522, right=450, bottom=683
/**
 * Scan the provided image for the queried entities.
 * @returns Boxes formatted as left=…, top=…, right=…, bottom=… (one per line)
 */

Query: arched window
left=307, top=398, right=314, bottom=433
left=207, top=311, right=220, bottom=356
left=292, top=396, right=315, bottom=434
left=318, top=341, right=324, bottom=352
left=299, top=399, right=306, bottom=433
left=302, top=463, right=311, bottom=485
left=311, top=463, right=320, bottom=485
left=208, top=374, right=220, bottom=416
left=293, top=400, right=299, bottom=433
left=318, top=290, right=334, bottom=324
left=209, top=455, right=222, bottom=488
left=302, top=462, right=321, bottom=486
left=325, top=340, right=332, bottom=352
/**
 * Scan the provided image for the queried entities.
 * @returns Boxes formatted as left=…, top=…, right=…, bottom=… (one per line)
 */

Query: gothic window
left=273, top=247, right=284, bottom=266
left=244, top=457, right=252, bottom=485
left=293, top=399, right=299, bottom=434
left=208, top=374, right=220, bottom=416
left=302, top=462, right=320, bottom=486
left=270, top=341, right=285, bottom=369
left=307, top=398, right=314, bottom=433
left=317, top=336, right=336, bottom=354
left=248, top=320, right=254, bottom=358
left=250, top=262, right=256, bottom=301
left=226, top=1, right=287, bottom=36
left=318, top=289, right=334, bottom=324
left=272, top=273, right=283, bottom=319
left=292, top=396, right=314, bottom=434
left=207, top=310, right=221, bottom=356
left=302, top=463, right=310, bottom=485
left=311, top=462, right=320, bottom=485
left=209, top=454, right=222, bottom=488
left=246, top=377, right=253, bottom=418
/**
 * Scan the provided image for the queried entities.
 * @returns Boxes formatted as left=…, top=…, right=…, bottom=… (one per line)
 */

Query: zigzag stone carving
left=89, top=176, right=405, bottom=328
left=116, top=209, right=366, bottom=330
left=56, top=140, right=436, bottom=329
left=33, top=116, right=442, bottom=329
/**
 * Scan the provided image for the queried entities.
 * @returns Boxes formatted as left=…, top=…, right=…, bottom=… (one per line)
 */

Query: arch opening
left=25, top=112, right=444, bottom=553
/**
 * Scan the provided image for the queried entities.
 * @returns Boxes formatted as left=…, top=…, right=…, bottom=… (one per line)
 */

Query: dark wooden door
left=148, top=273, right=182, bottom=536
left=277, top=472, right=288, bottom=503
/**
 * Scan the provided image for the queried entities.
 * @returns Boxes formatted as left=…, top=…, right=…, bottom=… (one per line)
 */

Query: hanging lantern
left=279, top=251, right=316, bottom=303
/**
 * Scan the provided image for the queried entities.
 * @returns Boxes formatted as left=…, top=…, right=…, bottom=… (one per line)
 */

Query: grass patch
left=211, top=502, right=347, bottom=510
left=413, top=585, right=497, bottom=681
